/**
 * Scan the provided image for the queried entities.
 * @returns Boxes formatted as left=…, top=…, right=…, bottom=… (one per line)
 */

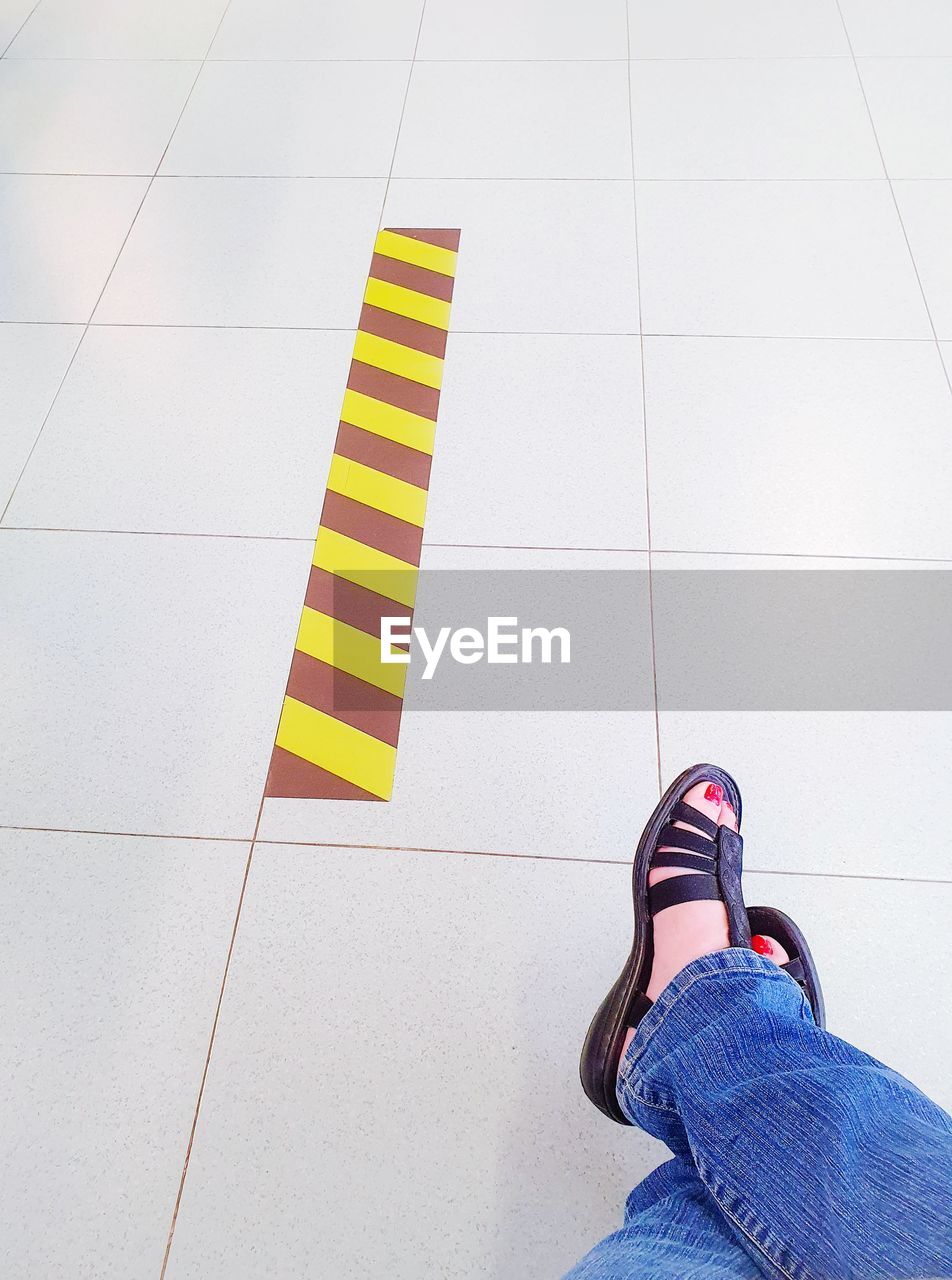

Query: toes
left=719, top=795, right=738, bottom=831
left=673, top=779, right=724, bottom=837
left=750, top=934, right=791, bottom=966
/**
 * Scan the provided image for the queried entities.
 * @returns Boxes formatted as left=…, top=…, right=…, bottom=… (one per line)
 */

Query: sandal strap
left=648, top=872, right=720, bottom=916
left=781, top=956, right=805, bottom=983
left=670, top=800, right=718, bottom=840
left=657, top=824, right=717, bottom=858
left=627, top=990, right=654, bottom=1026
left=717, top=826, right=749, bottom=947
left=651, top=850, right=718, bottom=874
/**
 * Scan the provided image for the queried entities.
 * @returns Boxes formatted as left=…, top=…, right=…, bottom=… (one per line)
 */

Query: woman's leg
left=574, top=780, right=949, bottom=1279
left=563, top=1155, right=764, bottom=1280
left=618, top=949, right=952, bottom=1280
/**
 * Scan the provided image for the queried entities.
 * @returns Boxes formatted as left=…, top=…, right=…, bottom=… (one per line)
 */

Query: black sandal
left=580, top=763, right=825, bottom=1125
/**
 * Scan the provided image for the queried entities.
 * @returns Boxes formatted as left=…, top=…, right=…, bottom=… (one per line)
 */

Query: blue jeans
left=565, top=949, right=952, bottom=1280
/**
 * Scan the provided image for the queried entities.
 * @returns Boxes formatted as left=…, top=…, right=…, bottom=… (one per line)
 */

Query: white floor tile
left=628, top=0, right=849, bottom=58
left=209, top=0, right=425, bottom=60
left=0, top=60, right=197, bottom=176
left=3, top=326, right=352, bottom=536
left=0, top=828, right=246, bottom=1280
left=839, top=0, right=952, bottom=56
left=418, top=0, right=627, bottom=60
left=94, top=176, right=385, bottom=327
left=261, top=708, right=659, bottom=857
left=0, top=175, right=147, bottom=322
left=426, top=333, right=647, bottom=548
left=0, top=324, right=81, bottom=509
left=745, top=870, right=952, bottom=1108
left=394, top=61, right=631, bottom=180
left=382, top=179, right=640, bottom=333
left=893, top=181, right=952, bottom=340
left=658, top=709, right=952, bottom=882
left=636, top=180, right=931, bottom=338
left=644, top=337, right=952, bottom=558
left=161, top=61, right=411, bottom=178
left=860, top=59, right=952, bottom=179
left=6, top=0, right=228, bottom=58
left=162, top=845, right=951, bottom=1280
left=0, top=530, right=312, bottom=836
left=631, top=58, right=880, bottom=179
left=162, top=844, right=661, bottom=1280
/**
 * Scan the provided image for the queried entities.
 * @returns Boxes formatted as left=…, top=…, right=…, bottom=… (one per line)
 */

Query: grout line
left=158, top=659, right=280, bottom=1278
left=833, top=0, right=952, bottom=401
left=0, top=0, right=41, bottom=57
left=0, top=0, right=236, bottom=526
left=0, top=55, right=632, bottom=63
left=426, top=541, right=651, bottom=552
left=376, top=0, right=427, bottom=230
left=0, top=172, right=915, bottom=182
left=250, top=837, right=952, bottom=886
left=2, top=822, right=949, bottom=887
left=158, top=830, right=257, bottom=1278
left=2, top=54, right=892, bottom=63
left=2, top=321, right=940, bottom=342
left=2, top=54, right=198, bottom=61
left=2, top=52, right=949, bottom=65
left=0, top=327, right=86, bottom=524
left=650, top=546, right=952, bottom=563
left=0, top=822, right=252, bottom=842
left=5, top=532, right=952, bottom=568
left=1, top=170, right=155, bottom=177
left=640, top=331, right=942, bottom=342
left=0, top=524, right=316, bottom=542
left=626, top=1, right=663, bottom=797
left=632, top=176, right=894, bottom=183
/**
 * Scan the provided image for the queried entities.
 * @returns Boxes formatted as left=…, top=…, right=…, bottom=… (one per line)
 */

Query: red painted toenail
left=703, top=783, right=723, bottom=806
left=723, top=799, right=735, bottom=814
left=751, top=935, right=773, bottom=956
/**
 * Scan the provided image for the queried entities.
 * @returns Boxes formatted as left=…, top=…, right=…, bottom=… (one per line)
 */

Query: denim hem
left=617, top=948, right=809, bottom=1096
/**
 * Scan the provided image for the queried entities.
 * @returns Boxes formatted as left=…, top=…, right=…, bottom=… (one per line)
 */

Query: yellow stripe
left=296, top=606, right=408, bottom=697
left=376, top=229, right=457, bottom=278
left=313, top=526, right=418, bottom=608
left=327, top=454, right=427, bottom=528
left=353, top=330, right=443, bottom=390
left=275, top=696, right=397, bottom=799
left=340, top=389, right=435, bottom=454
left=364, top=276, right=451, bottom=330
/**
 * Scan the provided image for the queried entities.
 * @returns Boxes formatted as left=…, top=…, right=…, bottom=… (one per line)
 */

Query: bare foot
left=619, top=780, right=788, bottom=1067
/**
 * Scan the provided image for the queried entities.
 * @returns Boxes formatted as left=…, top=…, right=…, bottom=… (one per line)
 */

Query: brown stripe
left=359, top=303, right=447, bottom=359
left=286, top=649, right=403, bottom=747
left=335, top=422, right=432, bottom=490
left=320, top=490, right=422, bottom=566
left=348, top=360, right=440, bottom=420
left=387, top=227, right=461, bottom=252
left=266, top=745, right=381, bottom=801
left=370, top=253, right=454, bottom=303
left=305, top=566, right=412, bottom=643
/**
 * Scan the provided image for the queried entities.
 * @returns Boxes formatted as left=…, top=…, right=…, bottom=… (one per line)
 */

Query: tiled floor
left=1, top=2, right=951, bottom=1277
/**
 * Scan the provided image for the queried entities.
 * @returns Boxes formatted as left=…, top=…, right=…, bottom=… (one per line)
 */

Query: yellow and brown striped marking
left=266, top=228, right=460, bottom=802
